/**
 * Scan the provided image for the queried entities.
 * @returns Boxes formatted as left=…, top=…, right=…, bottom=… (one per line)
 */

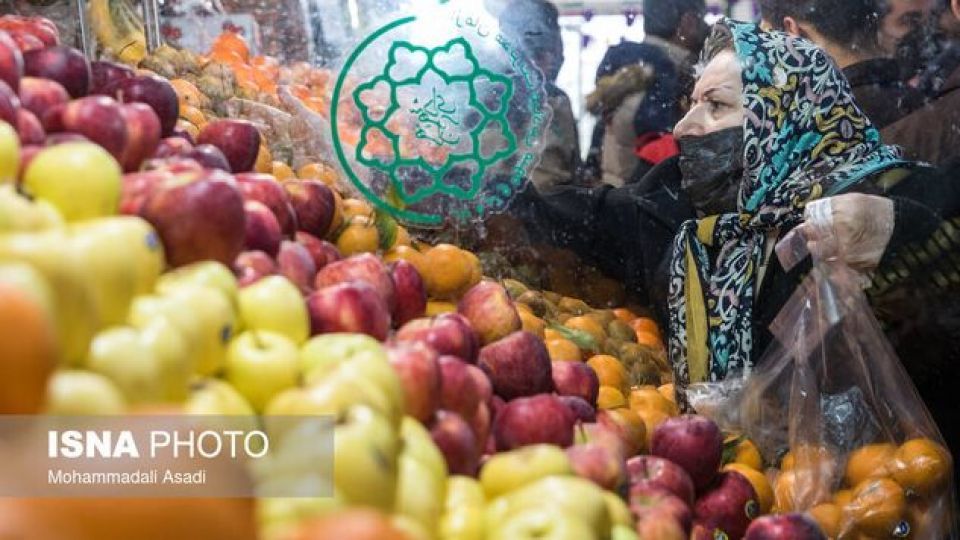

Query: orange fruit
left=211, top=31, right=249, bottom=61
left=170, top=79, right=207, bottom=108
left=773, top=470, right=801, bottom=512
left=254, top=145, right=273, bottom=173
left=342, top=198, right=374, bottom=220
left=635, top=408, right=670, bottom=450
left=781, top=445, right=837, bottom=475
left=297, top=162, right=340, bottom=187
left=725, top=435, right=764, bottom=471
left=564, top=315, right=607, bottom=345
left=461, top=250, right=483, bottom=289
left=890, top=438, right=952, bottom=497
left=833, top=489, right=854, bottom=506
left=725, top=464, right=774, bottom=514
left=519, top=310, right=546, bottom=339
left=271, top=161, right=296, bottom=180
left=543, top=328, right=563, bottom=341
left=635, top=330, right=664, bottom=350
left=844, top=443, right=896, bottom=487
left=421, top=244, right=473, bottom=300
left=845, top=477, right=907, bottom=538
left=546, top=338, right=583, bottom=363
left=657, top=383, right=676, bottom=404
left=335, top=216, right=379, bottom=256
left=327, top=190, right=344, bottom=239
left=613, top=308, right=638, bottom=323
left=808, top=503, right=843, bottom=539
left=630, top=317, right=661, bottom=336
left=0, top=283, right=57, bottom=414
left=629, top=386, right=677, bottom=416
left=597, top=386, right=627, bottom=410
left=178, top=105, right=207, bottom=129
left=603, top=407, right=647, bottom=455
left=774, top=467, right=833, bottom=513
left=587, top=355, right=628, bottom=393
left=383, top=246, right=427, bottom=275
left=390, top=226, right=411, bottom=249
left=425, top=301, right=457, bottom=316
left=208, top=48, right=245, bottom=66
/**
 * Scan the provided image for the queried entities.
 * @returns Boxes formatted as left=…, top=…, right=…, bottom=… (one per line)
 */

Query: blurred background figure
left=883, top=0, right=960, bottom=164
left=584, top=0, right=708, bottom=186
left=498, top=0, right=583, bottom=192
left=759, top=0, right=925, bottom=128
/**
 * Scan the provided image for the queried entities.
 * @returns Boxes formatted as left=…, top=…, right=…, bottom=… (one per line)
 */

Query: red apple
left=140, top=177, right=246, bottom=267
left=295, top=232, right=340, bottom=271
left=0, top=16, right=58, bottom=48
left=153, top=136, right=193, bottom=159
left=468, top=402, right=491, bottom=455
left=0, top=31, right=23, bottom=93
left=235, top=172, right=297, bottom=236
left=438, top=355, right=482, bottom=420
left=243, top=200, right=283, bottom=257
left=389, top=260, right=426, bottom=326
left=277, top=240, right=316, bottom=294
left=0, top=79, right=19, bottom=125
left=22, top=46, right=89, bottom=98
left=744, top=514, right=826, bottom=540
left=567, top=443, right=626, bottom=490
left=477, top=331, right=553, bottom=400
left=489, top=394, right=506, bottom=420
left=120, top=170, right=170, bottom=215
left=630, top=484, right=693, bottom=535
left=693, top=471, right=759, bottom=540
left=457, top=281, right=521, bottom=345
left=626, top=455, right=696, bottom=505
left=430, top=410, right=479, bottom=476
left=635, top=508, right=690, bottom=540
left=598, top=408, right=646, bottom=458
left=198, top=119, right=260, bottom=172
left=187, top=144, right=231, bottom=172
left=8, top=31, right=43, bottom=53
left=44, top=132, right=87, bottom=145
left=307, top=282, right=391, bottom=340
left=395, top=313, right=479, bottom=363
left=17, top=77, right=67, bottom=125
left=467, top=363, right=492, bottom=404
left=113, top=74, right=179, bottom=137
left=576, top=422, right=629, bottom=461
left=89, top=60, right=133, bottom=95
left=61, top=95, right=127, bottom=161
left=120, top=102, right=161, bottom=172
left=314, top=253, right=395, bottom=311
left=651, top=415, right=723, bottom=492
left=559, top=395, right=596, bottom=423
left=492, top=393, right=575, bottom=451
left=18, top=144, right=42, bottom=179
left=15, top=108, right=43, bottom=145
left=235, top=250, right=278, bottom=287
left=551, top=361, right=600, bottom=404
left=387, top=341, right=441, bottom=423
left=172, top=128, right=196, bottom=145
left=283, top=180, right=335, bottom=239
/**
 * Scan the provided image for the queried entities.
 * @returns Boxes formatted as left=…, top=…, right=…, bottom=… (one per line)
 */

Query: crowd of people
left=496, top=0, right=960, bottom=483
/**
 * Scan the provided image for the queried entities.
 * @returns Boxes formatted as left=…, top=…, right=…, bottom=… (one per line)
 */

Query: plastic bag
left=727, top=230, right=959, bottom=538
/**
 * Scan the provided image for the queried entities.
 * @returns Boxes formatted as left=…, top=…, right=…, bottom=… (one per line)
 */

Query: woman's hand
left=798, top=194, right=896, bottom=272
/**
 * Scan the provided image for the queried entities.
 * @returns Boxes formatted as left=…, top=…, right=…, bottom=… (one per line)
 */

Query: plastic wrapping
left=713, top=231, right=959, bottom=538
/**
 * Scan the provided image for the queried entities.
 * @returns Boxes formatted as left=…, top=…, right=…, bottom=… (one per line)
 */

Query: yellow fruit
left=587, top=355, right=629, bottom=394
left=597, top=386, right=626, bottom=410
left=844, top=443, right=896, bottom=488
left=808, top=503, right=843, bottom=539
left=421, top=244, right=473, bottom=300
left=845, top=477, right=906, bottom=538
left=518, top=310, right=546, bottom=338
left=546, top=338, right=582, bottom=362
left=426, top=301, right=457, bottom=316
left=635, top=408, right=670, bottom=450
left=271, top=161, right=296, bottom=180
left=724, top=464, right=774, bottom=514
left=384, top=246, right=427, bottom=276
left=629, top=386, right=677, bottom=416
left=725, top=436, right=764, bottom=471
left=890, top=438, right=952, bottom=497
left=170, top=79, right=208, bottom=108
left=342, top=198, right=374, bottom=220
left=254, top=145, right=273, bottom=173
left=179, top=105, right=207, bottom=129
left=564, top=315, right=606, bottom=344
left=335, top=216, right=379, bottom=256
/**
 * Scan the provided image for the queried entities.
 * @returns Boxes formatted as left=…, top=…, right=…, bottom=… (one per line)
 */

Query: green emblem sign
left=331, top=1, right=550, bottom=227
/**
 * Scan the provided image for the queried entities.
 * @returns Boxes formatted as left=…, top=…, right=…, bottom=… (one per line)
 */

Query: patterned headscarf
left=667, top=20, right=904, bottom=393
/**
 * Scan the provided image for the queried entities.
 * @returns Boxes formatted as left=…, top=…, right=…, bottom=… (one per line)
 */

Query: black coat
left=842, top=58, right=926, bottom=129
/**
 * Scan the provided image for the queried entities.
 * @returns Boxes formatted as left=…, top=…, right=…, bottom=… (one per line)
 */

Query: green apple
left=225, top=331, right=299, bottom=412
left=0, top=230, right=101, bottom=365
left=22, top=142, right=122, bottom=222
left=0, top=262, right=55, bottom=323
left=185, top=378, right=256, bottom=417
left=0, top=121, right=19, bottom=184
left=395, top=447, right=446, bottom=536
left=447, top=476, right=486, bottom=508
left=256, top=494, right=344, bottom=540
left=84, top=326, right=165, bottom=403
left=238, top=275, right=309, bottom=344
left=485, top=476, right=610, bottom=536
left=488, top=508, right=598, bottom=540
left=45, top=369, right=127, bottom=415
left=156, top=261, right=239, bottom=312
left=441, top=476, right=486, bottom=540
left=612, top=524, right=640, bottom=540
left=479, top=444, right=573, bottom=499
left=392, top=514, right=433, bottom=540
left=400, top=416, right=448, bottom=482
left=331, top=404, right=400, bottom=511
left=0, top=185, right=64, bottom=233
left=604, top=491, right=633, bottom=529
left=70, top=216, right=165, bottom=326
left=299, top=333, right=387, bottom=375
left=139, top=317, right=192, bottom=402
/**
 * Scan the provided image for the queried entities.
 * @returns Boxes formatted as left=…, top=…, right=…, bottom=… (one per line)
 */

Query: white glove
left=797, top=194, right=896, bottom=273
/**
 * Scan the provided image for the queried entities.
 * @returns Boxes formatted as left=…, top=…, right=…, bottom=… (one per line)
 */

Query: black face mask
left=678, top=127, right=745, bottom=216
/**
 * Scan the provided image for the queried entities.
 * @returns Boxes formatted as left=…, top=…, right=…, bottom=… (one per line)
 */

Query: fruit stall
left=0, top=1, right=953, bottom=539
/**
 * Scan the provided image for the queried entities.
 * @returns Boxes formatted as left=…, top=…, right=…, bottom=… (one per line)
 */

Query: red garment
left=634, top=133, right=679, bottom=165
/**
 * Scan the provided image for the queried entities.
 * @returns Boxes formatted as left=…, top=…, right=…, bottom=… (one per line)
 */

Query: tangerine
left=891, top=438, right=952, bottom=497
left=725, top=463, right=775, bottom=514
left=518, top=310, right=546, bottom=339
left=565, top=315, right=607, bottom=345
left=271, top=161, right=296, bottom=181
left=335, top=216, right=379, bottom=256
left=635, top=407, right=670, bottom=450
left=254, top=145, right=273, bottom=173
left=587, top=355, right=629, bottom=393
left=421, top=244, right=473, bottom=300
left=170, top=79, right=207, bottom=108
left=383, top=246, right=427, bottom=276
left=629, top=385, right=677, bottom=416
left=297, top=162, right=340, bottom=187
left=613, top=308, right=639, bottom=324
left=635, top=330, right=664, bottom=350
left=546, top=338, right=583, bottom=363
left=342, top=198, right=374, bottom=220
left=725, top=435, right=764, bottom=471
left=844, top=443, right=896, bottom=487
left=425, top=301, right=457, bottom=316
left=657, top=383, right=676, bottom=404
left=597, top=386, right=627, bottom=410
left=845, top=477, right=907, bottom=538
left=630, top=317, right=661, bottom=337
left=833, top=489, right=854, bottom=507
left=178, top=105, right=207, bottom=129
left=808, top=503, right=843, bottom=539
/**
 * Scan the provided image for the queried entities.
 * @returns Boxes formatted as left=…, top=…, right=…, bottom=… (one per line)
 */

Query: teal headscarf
left=667, top=20, right=904, bottom=392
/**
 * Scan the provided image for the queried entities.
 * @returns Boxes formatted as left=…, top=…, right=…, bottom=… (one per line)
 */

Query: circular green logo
left=330, top=2, right=550, bottom=227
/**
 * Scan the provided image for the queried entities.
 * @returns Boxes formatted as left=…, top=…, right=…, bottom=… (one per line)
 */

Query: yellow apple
left=225, top=331, right=299, bottom=412
left=0, top=185, right=63, bottom=233
left=237, top=275, right=309, bottom=344
left=485, top=476, right=610, bottom=536
left=395, top=449, right=446, bottom=536
left=45, top=369, right=127, bottom=415
left=184, top=378, right=256, bottom=417
left=0, top=121, right=19, bottom=184
left=155, top=261, right=239, bottom=312
left=487, top=507, right=598, bottom=540
left=0, top=262, right=54, bottom=324
left=604, top=491, right=633, bottom=529
left=84, top=327, right=165, bottom=403
left=139, top=317, right=192, bottom=402
left=479, top=444, right=573, bottom=499
left=441, top=476, right=487, bottom=540
left=22, top=142, right=122, bottom=222
left=612, top=524, right=640, bottom=540
left=400, top=416, right=448, bottom=482
left=256, top=494, right=344, bottom=540
left=391, top=515, right=433, bottom=540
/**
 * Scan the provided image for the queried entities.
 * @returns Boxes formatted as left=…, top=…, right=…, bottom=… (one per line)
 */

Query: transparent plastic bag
left=731, top=230, right=959, bottom=538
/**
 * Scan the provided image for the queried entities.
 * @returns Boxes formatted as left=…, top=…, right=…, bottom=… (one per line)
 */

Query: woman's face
left=674, top=50, right=745, bottom=138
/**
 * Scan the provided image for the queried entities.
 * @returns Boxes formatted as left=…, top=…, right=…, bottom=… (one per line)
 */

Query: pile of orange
left=383, top=243, right=481, bottom=301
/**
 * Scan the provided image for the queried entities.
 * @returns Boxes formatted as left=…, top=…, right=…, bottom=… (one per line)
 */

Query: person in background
left=583, top=0, right=708, bottom=185
left=759, top=0, right=926, bottom=128
left=883, top=0, right=960, bottom=163
left=498, top=0, right=582, bottom=193
left=880, top=0, right=942, bottom=82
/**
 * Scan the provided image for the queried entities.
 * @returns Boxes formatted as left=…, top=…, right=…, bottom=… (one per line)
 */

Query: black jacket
left=843, top=58, right=926, bottom=129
